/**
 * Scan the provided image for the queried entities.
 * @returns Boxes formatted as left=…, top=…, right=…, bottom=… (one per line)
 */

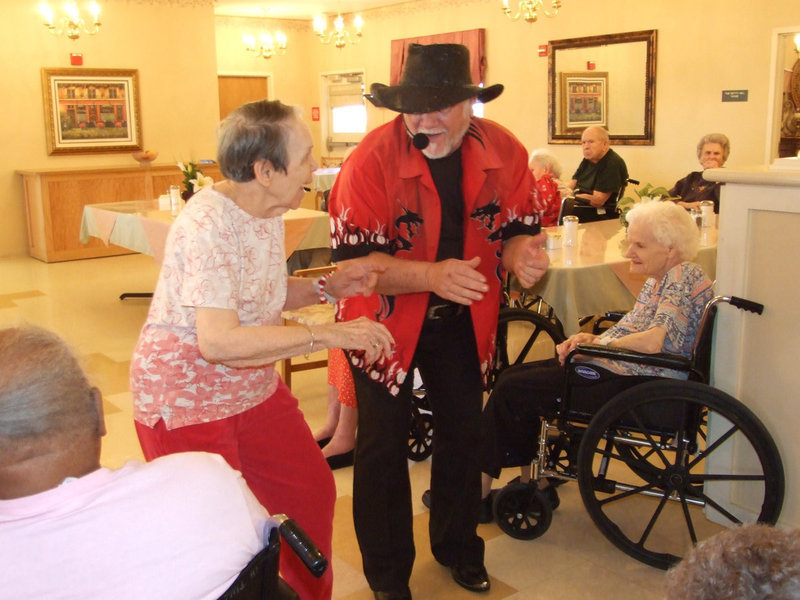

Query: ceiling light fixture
left=313, top=11, right=363, bottom=49
left=39, top=1, right=101, bottom=40
left=501, top=0, right=562, bottom=23
left=243, top=31, right=287, bottom=59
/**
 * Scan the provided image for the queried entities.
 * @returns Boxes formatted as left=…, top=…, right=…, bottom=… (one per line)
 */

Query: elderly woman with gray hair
left=480, top=200, right=714, bottom=511
left=670, top=132, right=731, bottom=213
left=665, top=523, right=800, bottom=600
left=131, top=99, right=393, bottom=600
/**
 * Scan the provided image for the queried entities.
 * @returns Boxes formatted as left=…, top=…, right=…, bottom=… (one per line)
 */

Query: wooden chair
left=281, top=266, right=336, bottom=389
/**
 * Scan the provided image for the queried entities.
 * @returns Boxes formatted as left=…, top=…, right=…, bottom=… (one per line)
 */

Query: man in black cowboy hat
left=328, top=43, right=548, bottom=599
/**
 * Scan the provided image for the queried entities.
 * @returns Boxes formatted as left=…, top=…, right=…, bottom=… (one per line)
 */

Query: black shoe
left=421, top=489, right=431, bottom=509
left=451, top=564, right=490, bottom=593
left=478, top=491, right=496, bottom=524
left=374, top=590, right=412, bottom=600
left=540, top=484, right=560, bottom=510
left=316, top=436, right=331, bottom=449
left=326, top=449, right=354, bottom=470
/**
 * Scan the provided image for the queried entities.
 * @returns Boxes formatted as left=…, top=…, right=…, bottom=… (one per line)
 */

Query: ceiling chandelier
left=39, top=1, right=101, bottom=40
left=243, top=31, right=287, bottom=59
left=313, top=12, right=363, bottom=49
left=501, top=0, right=562, bottom=23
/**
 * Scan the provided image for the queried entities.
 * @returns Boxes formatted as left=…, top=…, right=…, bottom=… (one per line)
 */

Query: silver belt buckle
left=426, top=305, right=444, bottom=319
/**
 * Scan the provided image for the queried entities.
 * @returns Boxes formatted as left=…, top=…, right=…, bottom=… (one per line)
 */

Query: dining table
left=527, top=218, right=718, bottom=335
left=79, top=199, right=331, bottom=265
left=312, top=167, right=340, bottom=193
left=311, top=167, right=340, bottom=210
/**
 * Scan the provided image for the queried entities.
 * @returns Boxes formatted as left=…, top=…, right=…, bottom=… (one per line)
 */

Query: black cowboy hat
left=368, top=43, right=504, bottom=114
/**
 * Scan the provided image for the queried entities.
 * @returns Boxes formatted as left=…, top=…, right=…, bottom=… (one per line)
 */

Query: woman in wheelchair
left=481, top=200, right=714, bottom=512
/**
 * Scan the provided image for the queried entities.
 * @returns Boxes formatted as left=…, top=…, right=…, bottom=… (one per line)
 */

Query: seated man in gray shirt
left=564, top=126, right=628, bottom=222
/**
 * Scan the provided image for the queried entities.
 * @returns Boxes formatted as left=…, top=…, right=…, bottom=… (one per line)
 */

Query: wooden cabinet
left=18, top=163, right=222, bottom=262
left=707, top=166, right=800, bottom=528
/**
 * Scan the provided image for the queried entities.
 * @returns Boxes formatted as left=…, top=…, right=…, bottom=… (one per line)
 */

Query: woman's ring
left=372, top=341, right=380, bottom=349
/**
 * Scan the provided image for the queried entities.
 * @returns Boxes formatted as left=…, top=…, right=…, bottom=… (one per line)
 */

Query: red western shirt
left=329, top=115, right=539, bottom=394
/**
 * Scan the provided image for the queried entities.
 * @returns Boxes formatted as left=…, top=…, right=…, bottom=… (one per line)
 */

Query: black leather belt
left=425, top=303, right=466, bottom=320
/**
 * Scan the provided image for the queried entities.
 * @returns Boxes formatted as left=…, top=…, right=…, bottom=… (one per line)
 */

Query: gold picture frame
left=41, top=68, right=142, bottom=155
left=560, top=72, right=608, bottom=132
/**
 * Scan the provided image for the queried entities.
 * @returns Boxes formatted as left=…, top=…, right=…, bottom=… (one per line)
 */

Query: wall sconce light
left=501, top=0, right=562, bottom=23
left=40, top=1, right=101, bottom=40
left=243, top=31, right=287, bottom=59
left=313, top=12, right=363, bottom=49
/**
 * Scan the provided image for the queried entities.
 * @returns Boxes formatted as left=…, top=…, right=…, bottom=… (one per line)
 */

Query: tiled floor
left=0, top=253, right=667, bottom=599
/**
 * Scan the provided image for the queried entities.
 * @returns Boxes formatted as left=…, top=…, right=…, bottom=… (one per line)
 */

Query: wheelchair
left=218, top=514, right=328, bottom=600
left=488, top=295, right=785, bottom=570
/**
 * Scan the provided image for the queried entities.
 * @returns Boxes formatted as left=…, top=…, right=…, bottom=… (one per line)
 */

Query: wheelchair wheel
left=493, top=481, right=553, bottom=540
left=408, top=409, right=433, bottom=461
left=576, top=380, right=784, bottom=570
left=489, top=308, right=567, bottom=390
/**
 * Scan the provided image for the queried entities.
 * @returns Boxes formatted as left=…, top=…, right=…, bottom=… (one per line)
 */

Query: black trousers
left=351, top=310, right=485, bottom=593
left=480, top=359, right=564, bottom=479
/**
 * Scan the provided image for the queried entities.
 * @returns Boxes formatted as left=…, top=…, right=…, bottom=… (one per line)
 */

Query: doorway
left=218, top=75, right=269, bottom=120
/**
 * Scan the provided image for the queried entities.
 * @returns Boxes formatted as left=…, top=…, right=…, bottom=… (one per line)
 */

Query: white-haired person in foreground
left=665, top=523, right=800, bottom=600
left=0, top=325, right=271, bottom=599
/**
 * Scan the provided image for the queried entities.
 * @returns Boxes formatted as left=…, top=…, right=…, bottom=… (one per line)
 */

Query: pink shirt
left=131, top=188, right=286, bottom=429
left=0, top=452, right=268, bottom=600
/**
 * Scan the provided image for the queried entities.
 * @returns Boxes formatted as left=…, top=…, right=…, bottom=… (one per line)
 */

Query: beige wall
left=2, top=0, right=799, bottom=257
left=1, top=0, right=219, bottom=259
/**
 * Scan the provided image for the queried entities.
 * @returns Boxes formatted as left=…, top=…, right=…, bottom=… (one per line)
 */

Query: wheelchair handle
left=729, top=296, right=764, bottom=315
left=269, top=514, right=329, bottom=578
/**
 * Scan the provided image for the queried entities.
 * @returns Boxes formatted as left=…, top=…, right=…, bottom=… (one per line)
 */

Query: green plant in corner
left=617, top=183, right=678, bottom=226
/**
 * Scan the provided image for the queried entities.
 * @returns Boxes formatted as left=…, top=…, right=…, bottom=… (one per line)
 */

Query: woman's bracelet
left=316, top=273, right=337, bottom=304
left=300, top=323, right=316, bottom=359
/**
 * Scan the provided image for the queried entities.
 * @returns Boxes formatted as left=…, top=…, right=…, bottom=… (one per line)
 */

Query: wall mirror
left=548, top=29, right=657, bottom=145
left=764, top=26, right=800, bottom=163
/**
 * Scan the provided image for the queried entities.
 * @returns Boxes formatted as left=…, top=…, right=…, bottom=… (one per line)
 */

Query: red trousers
left=135, top=379, right=335, bottom=600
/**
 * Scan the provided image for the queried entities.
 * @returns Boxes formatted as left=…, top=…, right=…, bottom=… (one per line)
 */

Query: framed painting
left=41, top=68, right=142, bottom=155
left=559, top=72, right=608, bottom=132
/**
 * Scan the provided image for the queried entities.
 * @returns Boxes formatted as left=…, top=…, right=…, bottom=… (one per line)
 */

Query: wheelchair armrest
left=268, top=515, right=329, bottom=578
left=571, top=344, right=692, bottom=371
left=603, top=311, right=627, bottom=321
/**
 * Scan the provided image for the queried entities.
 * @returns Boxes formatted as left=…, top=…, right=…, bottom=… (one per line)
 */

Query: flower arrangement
left=177, top=161, right=214, bottom=199
left=617, top=182, right=677, bottom=226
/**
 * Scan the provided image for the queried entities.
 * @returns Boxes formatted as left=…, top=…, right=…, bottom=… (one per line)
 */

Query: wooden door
left=218, top=76, right=269, bottom=120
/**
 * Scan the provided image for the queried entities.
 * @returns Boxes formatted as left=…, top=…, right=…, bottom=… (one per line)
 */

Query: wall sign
left=722, top=90, right=748, bottom=102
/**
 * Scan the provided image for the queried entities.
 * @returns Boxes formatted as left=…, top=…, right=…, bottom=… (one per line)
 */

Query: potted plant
left=617, top=183, right=677, bottom=226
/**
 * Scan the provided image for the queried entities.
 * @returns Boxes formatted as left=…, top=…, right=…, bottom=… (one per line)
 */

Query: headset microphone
left=404, top=119, right=430, bottom=151
left=412, top=133, right=430, bottom=150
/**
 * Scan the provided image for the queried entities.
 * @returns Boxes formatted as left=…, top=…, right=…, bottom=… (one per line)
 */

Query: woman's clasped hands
left=555, top=332, right=602, bottom=365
